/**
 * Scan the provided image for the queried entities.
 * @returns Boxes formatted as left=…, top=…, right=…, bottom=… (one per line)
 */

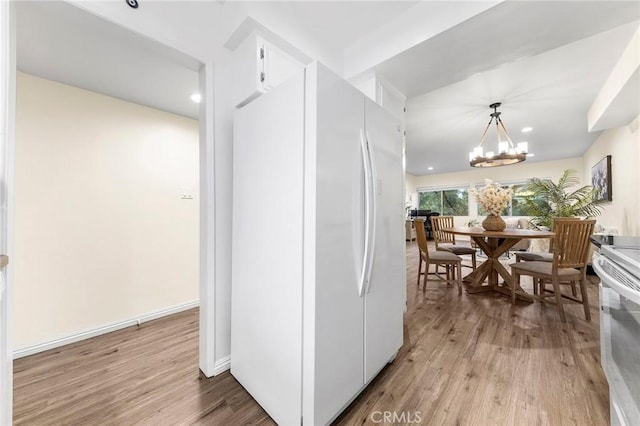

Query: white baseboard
left=13, top=300, right=199, bottom=359
left=213, top=355, right=231, bottom=375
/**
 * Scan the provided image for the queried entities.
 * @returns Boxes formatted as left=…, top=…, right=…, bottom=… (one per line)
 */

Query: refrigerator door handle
left=358, top=129, right=372, bottom=297
left=363, top=131, right=377, bottom=294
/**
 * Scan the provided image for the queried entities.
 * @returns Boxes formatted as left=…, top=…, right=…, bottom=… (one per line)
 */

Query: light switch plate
left=180, top=186, right=194, bottom=200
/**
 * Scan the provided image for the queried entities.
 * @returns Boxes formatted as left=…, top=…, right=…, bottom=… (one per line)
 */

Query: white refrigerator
left=231, top=62, right=405, bottom=425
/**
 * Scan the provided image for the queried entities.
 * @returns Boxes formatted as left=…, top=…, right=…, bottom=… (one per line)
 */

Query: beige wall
left=582, top=115, right=640, bottom=236
left=14, top=72, right=199, bottom=349
left=406, top=157, right=584, bottom=226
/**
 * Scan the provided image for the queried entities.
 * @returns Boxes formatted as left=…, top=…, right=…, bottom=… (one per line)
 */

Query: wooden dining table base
left=463, top=236, right=535, bottom=302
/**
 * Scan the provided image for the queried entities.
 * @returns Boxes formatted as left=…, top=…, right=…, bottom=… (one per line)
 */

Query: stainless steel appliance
left=593, top=237, right=640, bottom=426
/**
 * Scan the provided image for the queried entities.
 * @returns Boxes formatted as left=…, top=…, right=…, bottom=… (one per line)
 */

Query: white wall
left=13, top=72, right=199, bottom=349
left=406, top=157, right=584, bottom=226
left=582, top=115, right=640, bottom=236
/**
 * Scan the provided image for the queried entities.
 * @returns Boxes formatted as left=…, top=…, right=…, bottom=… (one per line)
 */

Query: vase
left=482, top=214, right=506, bottom=231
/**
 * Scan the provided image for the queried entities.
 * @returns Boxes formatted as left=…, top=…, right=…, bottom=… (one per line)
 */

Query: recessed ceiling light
left=427, top=167, right=434, bottom=171
left=521, top=127, right=533, bottom=133
left=527, top=153, right=535, bottom=157
left=190, top=93, right=202, bottom=103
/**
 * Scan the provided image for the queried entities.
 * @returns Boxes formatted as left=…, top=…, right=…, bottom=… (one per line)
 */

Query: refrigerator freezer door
left=363, top=98, right=405, bottom=383
left=309, top=63, right=366, bottom=425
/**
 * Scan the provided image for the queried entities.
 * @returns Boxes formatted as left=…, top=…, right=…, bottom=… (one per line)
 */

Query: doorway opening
left=9, top=1, right=210, bottom=421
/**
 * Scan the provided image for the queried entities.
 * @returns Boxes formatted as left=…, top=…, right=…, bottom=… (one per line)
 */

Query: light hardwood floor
left=14, top=241, right=609, bottom=425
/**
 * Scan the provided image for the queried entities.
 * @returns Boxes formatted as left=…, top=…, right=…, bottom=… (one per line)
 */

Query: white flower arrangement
left=473, top=179, right=512, bottom=216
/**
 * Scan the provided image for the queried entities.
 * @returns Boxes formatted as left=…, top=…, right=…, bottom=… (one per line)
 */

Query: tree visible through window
left=443, top=189, right=468, bottom=216
left=512, top=185, right=535, bottom=216
left=418, top=188, right=468, bottom=216
left=419, top=191, right=440, bottom=212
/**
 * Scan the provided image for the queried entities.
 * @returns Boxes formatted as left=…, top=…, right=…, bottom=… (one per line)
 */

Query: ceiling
left=15, top=1, right=640, bottom=176
left=16, top=1, right=202, bottom=119
left=15, top=0, right=418, bottom=120
left=375, top=1, right=639, bottom=175
left=243, top=1, right=419, bottom=60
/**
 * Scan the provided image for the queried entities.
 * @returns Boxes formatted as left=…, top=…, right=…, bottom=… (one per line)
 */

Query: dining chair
left=514, top=217, right=581, bottom=262
left=510, top=219, right=596, bottom=322
left=514, top=217, right=579, bottom=295
left=430, top=215, right=477, bottom=270
left=415, top=219, right=462, bottom=294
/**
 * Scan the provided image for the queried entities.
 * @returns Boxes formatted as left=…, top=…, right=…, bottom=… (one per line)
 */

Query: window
left=511, top=185, right=535, bottom=216
left=418, top=188, right=468, bottom=216
left=419, top=191, right=440, bottom=212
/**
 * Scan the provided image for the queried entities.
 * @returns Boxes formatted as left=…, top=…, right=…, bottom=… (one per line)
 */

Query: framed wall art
left=591, top=155, right=612, bottom=202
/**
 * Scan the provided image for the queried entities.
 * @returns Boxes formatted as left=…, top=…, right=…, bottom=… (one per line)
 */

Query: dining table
left=441, top=226, right=555, bottom=301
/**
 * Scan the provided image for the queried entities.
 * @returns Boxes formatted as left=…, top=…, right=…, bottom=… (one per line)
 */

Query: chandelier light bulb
left=517, top=141, right=529, bottom=153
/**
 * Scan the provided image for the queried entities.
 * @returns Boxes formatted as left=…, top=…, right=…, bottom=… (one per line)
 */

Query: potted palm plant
left=520, top=169, right=604, bottom=230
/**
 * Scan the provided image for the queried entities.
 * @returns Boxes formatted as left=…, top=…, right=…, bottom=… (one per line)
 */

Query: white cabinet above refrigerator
left=232, top=33, right=304, bottom=108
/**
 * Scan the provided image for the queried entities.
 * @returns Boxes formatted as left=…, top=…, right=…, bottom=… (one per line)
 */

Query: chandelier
left=469, top=102, right=528, bottom=168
